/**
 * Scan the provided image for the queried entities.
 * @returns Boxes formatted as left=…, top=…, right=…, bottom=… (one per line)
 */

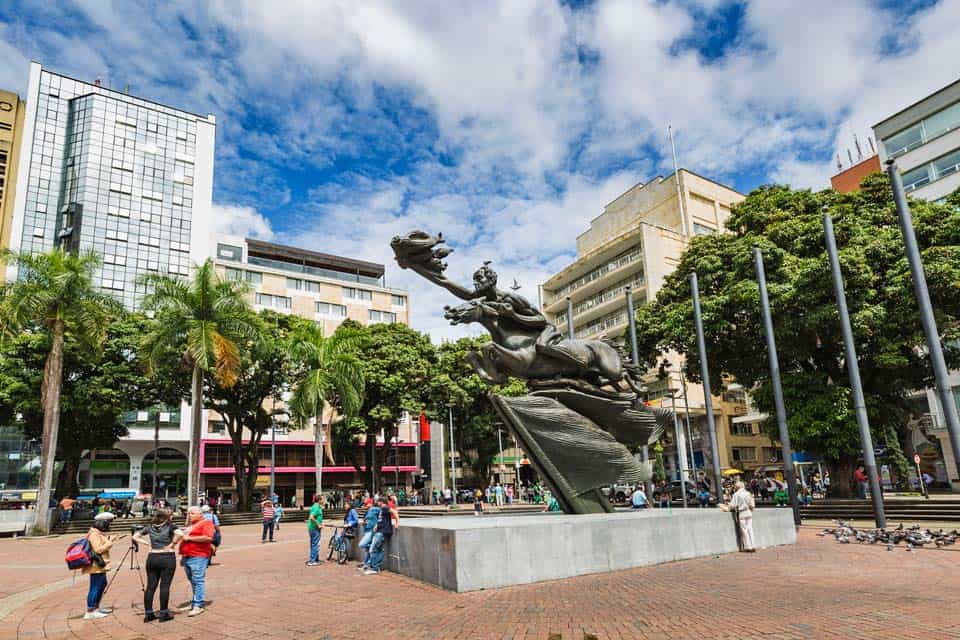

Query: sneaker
left=158, top=611, right=174, bottom=623
left=305, top=561, right=319, bottom=566
left=177, top=603, right=194, bottom=612
left=356, top=564, right=367, bottom=571
left=187, top=607, right=205, bottom=617
left=98, top=607, right=113, bottom=614
left=83, top=611, right=109, bottom=620
left=363, top=568, right=379, bottom=575
left=144, top=612, right=157, bottom=623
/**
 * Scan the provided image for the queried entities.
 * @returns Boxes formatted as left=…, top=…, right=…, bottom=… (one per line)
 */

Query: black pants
left=262, top=520, right=274, bottom=541
left=144, top=553, right=176, bottom=614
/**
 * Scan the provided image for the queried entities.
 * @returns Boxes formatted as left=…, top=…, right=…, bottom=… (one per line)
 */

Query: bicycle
left=326, top=525, right=351, bottom=564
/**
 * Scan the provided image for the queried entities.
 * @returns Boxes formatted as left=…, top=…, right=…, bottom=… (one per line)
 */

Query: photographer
left=132, top=508, right=182, bottom=623
left=83, top=512, right=123, bottom=620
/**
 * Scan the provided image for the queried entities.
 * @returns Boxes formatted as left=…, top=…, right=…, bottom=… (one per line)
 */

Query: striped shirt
left=262, top=503, right=275, bottom=521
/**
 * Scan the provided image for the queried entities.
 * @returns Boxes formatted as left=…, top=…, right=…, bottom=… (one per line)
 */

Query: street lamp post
left=823, top=211, right=886, bottom=528
left=448, top=405, right=457, bottom=505
left=753, top=247, right=801, bottom=526
left=270, top=416, right=276, bottom=502
left=669, top=392, right=688, bottom=508
left=888, top=160, right=960, bottom=483
left=679, top=368, right=697, bottom=479
left=566, top=297, right=575, bottom=339
left=625, top=286, right=654, bottom=498
left=689, top=272, right=724, bottom=500
left=497, top=428, right=504, bottom=484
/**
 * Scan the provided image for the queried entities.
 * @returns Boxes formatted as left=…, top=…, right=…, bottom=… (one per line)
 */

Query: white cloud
left=210, top=204, right=275, bottom=241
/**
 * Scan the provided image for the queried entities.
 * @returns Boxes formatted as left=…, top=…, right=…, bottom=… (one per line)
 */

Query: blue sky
left=1, top=0, right=958, bottom=339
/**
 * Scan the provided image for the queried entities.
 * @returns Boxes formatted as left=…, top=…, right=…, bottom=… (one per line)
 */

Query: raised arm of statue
left=391, top=231, right=475, bottom=300
left=406, top=261, right=474, bottom=300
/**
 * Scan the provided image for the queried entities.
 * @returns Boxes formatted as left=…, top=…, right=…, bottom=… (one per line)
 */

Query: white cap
left=94, top=512, right=116, bottom=521
left=200, top=505, right=210, bottom=512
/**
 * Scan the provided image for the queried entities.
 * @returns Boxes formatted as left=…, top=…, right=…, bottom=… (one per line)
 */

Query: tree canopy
left=634, top=175, right=960, bottom=493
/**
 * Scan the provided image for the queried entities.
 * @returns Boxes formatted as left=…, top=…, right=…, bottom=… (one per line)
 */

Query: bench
left=0, top=521, right=27, bottom=537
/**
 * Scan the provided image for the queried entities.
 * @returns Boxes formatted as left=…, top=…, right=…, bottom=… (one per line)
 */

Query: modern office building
left=540, top=169, right=782, bottom=481
left=200, top=235, right=416, bottom=506
left=7, top=62, right=215, bottom=304
left=874, top=77, right=960, bottom=490
left=873, top=77, right=960, bottom=203
left=0, top=89, right=26, bottom=273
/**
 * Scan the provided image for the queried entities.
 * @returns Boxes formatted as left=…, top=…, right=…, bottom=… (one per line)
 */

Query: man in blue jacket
left=363, top=497, right=395, bottom=575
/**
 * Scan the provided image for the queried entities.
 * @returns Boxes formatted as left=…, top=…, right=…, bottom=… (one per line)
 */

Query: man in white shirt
left=728, top=481, right=756, bottom=552
left=630, top=486, right=648, bottom=509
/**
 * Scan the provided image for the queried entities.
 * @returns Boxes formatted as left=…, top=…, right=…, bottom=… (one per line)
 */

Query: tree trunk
left=34, top=320, right=66, bottom=535
left=366, top=432, right=377, bottom=494
left=314, top=413, right=324, bottom=497
left=55, top=452, right=81, bottom=499
left=827, top=456, right=857, bottom=498
left=188, top=363, right=203, bottom=507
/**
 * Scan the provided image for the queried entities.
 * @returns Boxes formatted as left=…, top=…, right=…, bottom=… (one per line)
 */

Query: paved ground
left=0, top=523, right=957, bottom=640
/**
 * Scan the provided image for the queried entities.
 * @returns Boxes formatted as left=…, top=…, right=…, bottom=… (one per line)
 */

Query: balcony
left=545, top=246, right=643, bottom=310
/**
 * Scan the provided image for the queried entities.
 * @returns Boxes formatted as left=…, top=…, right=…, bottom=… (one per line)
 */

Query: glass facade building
left=8, top=63, right=215, bottom=308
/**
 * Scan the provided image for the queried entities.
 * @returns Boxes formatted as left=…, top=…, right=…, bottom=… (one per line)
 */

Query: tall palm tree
left=140, top=259, right=261, bottom=506
left=0, top=249, right=117, bottom=534
left=288, top=323, right=364, bottom=495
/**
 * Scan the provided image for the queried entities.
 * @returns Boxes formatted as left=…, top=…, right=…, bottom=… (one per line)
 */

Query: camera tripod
left=101, top=532, right=146, bottom=602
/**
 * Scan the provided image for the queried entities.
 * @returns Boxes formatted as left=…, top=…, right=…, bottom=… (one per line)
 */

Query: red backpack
left=65, top=537, right=94, bottom=570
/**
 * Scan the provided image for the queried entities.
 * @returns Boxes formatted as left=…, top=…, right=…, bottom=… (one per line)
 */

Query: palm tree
left=288, top=323, right=364, bottom=495
left=0, top=249, right=117, bottom=534
left=139, top=259, right=261, bottom=506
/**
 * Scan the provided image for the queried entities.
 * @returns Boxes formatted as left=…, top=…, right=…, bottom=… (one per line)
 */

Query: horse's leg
left=590, top=342, right=624, bottom=382
left=466, top=349, right=508, bottom=384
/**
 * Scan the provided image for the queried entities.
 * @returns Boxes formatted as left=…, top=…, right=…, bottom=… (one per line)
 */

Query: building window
left=343, top=287, right=372, bottom=301
left=391, top=294, right=406, bottom=306
left=729, top=420, right=754, bottom=436
left=225, top=267, right=243, bottom=282
left=217, top=243, right=242, bottom=262
left=245, top=271, right=263, bottom=285
left=368, top=310, right=396, bottom=323
left=731, top=447, right=757, bottom=462
left=316, top=302, right=347, bottom=317
left=884, top=123, right=924, bottom=158
left=763, top=447, right=783, bottom=463
left=693, top=223, right=716, bottom=235
left=288, top=278, right=321, bottom=293
left=256, top=293, right=291, bottom=309
left=902, top=165, right=932, bottom=192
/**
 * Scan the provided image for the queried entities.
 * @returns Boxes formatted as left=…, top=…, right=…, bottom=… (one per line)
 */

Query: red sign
left=419, top=412, right=430, bottom=442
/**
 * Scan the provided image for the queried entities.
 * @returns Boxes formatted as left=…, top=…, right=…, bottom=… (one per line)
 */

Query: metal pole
left=625, top=286, right=654, bottom=498
left=566, top=297, right=575, bottom=339
left=823, top=211, right=886, bottom=528
left=689, top=272, right=724, bottom=500
left=680, top=369, right=697, bottom=479
left=671, top=393, right=688, bottom=508
left=669, top=125, right=690, bottom=237
left=888, top=160, right=960, bottom=484
left=753, top=248, right=801, bottom=526
left=270, top=419, right=276, bottom=501
left=448, top=406, right=457, bottom=505
left=497, top=428, right=504, bottom=484
left=153, top=410, right=160, bottom=497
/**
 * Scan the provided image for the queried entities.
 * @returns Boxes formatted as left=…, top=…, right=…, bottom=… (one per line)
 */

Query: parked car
left=652, top=481, right=700, bottom=504
left=600, top=484, right=636, bottom=504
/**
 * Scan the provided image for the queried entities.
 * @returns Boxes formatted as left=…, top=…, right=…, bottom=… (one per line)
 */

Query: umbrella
left=722, top=468, right=743, bottom=476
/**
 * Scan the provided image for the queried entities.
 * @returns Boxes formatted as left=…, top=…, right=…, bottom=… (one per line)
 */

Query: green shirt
left=307, top=503, right=323, bottom=531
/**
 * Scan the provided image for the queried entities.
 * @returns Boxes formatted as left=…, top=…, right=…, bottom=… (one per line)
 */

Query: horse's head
left=443, top=299, right=484, bottom=326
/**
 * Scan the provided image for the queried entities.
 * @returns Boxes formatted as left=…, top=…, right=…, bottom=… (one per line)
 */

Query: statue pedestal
left=384, top=509, right=797, bottom=592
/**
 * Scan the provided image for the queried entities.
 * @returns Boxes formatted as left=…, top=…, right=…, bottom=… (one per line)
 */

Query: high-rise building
left=0, top=89, right=26, bottom=273
left=7, top=62, right=215, bottom=306
left=540, top=169, right=783, bottom=482
left=873, top=77, right=960, bottom=203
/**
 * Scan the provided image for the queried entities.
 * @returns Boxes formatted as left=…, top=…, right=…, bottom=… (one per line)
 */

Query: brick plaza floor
left=0, top=523, right=957, bottom=640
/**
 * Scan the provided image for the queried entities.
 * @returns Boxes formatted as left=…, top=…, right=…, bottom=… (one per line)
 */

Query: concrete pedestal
left=385, top=508, right=796, bottom=592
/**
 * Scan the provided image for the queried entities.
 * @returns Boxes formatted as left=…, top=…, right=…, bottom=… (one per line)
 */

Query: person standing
left=853, top=465, right=868, bottom=500
left=473, top=488, right=484, bottom=516
left=82, top=513, right=121, bottom=620
left=364, top=498, right=396, bottom=575
left=630, top=485, right=648, bottom=509
left=59, top=496, right=76, bottom=524
left=343, top=500, right=359, bottom=560
left=273, top=502, right=284, bottom=531
left=357, top=499, right=381, bottom=570
left=261, top=499, right=276, bottom=543
left=306, top=494, right=324, bottom=566
left=494, top=482, right=504, bottom=507
left=200, top=505, right=221, bottom=565
left=133, top=508, right=182, bottom=623
left=443, top=487, right=452, bottom=507
left=179, top=506, right=215, bottom=617
left=726, top=481, right=756, bottom=552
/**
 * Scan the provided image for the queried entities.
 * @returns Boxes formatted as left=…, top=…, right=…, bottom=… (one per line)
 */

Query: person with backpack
left=132, top=508, right=182, bottom=623
left=82, top=513, right=122, bottom=620
left=200, top=505, right=221, bottom=565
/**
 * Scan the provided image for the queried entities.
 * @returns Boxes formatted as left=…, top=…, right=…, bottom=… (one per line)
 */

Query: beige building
left=0, top=90, right=26, bottom=274
left=541, top=169, right=781, bottom=483
left=201, top=235, right=416, bottom=505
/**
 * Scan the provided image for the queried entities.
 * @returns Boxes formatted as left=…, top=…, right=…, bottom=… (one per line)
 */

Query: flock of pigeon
left=819, top=521, right=959, bottom=551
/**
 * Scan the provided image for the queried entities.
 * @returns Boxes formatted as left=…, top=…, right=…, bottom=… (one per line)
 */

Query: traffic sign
left=914, top=453, right=921, bottom=464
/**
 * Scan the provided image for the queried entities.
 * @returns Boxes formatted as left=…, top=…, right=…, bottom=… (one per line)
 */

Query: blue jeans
left=358, top=530, right=374, bottom=564
left=181, top=556, right=208, bottom=608
left=857, top=481, right=868, bottom=499
left=367, top=532, right=388, bottom=572
left=60, top=509, right=72, bottom=523
left=308, top=527, right=321, bottom=563
left=87, top=573, right=107, bottom=610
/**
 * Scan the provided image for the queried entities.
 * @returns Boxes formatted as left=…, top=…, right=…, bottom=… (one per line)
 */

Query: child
left=473, top=489, right=484, bottom=516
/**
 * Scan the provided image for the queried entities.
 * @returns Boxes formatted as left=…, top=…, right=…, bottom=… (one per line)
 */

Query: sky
left=1, top=0, right=959, bottom=340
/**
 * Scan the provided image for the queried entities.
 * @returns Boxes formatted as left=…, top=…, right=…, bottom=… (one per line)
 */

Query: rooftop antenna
left=847, top=148, right=854, bottom=165
left=853, top=133, right=863, bottom=161
left=867, top=137, right=876, bottom=155
left=93, top=76, right=102, bottom=88
left=836, top=154, right=843, bottom=171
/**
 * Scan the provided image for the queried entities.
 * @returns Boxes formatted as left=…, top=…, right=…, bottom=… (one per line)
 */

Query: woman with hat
left=83, top=512, right=123, bottom=620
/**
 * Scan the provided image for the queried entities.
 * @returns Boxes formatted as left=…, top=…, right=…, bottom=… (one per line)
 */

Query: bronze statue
left=392, top=230, right=665, bottom=513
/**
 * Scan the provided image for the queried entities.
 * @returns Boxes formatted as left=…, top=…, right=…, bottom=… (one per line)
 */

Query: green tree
left=353, top=322, right=435, bottom=492
left=288, top=321, right=364, bottom=496
left=634, top=175, right=960, bottom=496
left=0, top=249, right=117, bottom=533
left=432, top=337, right=526, bottom=482
left=139, top=259, right=261, bottom=505
left=206, top=310, right=300, bottom=511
